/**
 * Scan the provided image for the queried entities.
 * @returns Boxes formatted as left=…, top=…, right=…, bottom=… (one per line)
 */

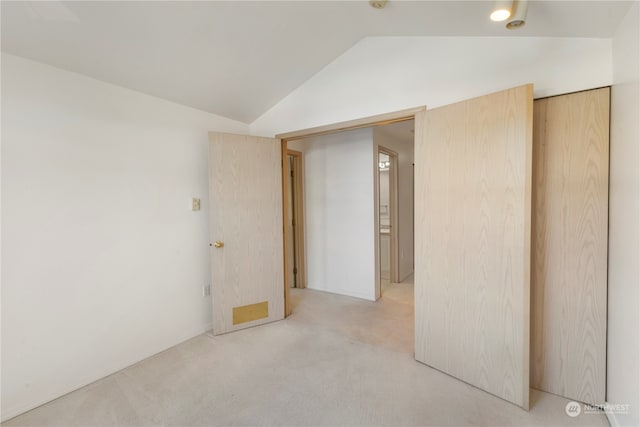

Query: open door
left=208, top=132, right=285, bottom=335
left=414, top=84, right=533, bottom=409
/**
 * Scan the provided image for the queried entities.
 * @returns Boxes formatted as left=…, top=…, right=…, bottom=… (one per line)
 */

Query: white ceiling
left=1, top=1, right=632, bottom=123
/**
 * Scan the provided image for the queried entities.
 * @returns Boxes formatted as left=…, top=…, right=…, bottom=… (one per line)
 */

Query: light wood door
left=286, top=155, right=296, bottom=288
left=415, top=84, right=533, bottom=409
left=208, top=132, right=284, bottom=335
left=531, top=88, right=609, bottom=404
left=286, top=150, right=306, bottom=289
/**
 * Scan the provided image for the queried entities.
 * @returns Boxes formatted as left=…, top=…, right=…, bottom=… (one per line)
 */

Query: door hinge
left=290, top=170, right=294, bottom=177
left=293, top=267, right=298, bottom=275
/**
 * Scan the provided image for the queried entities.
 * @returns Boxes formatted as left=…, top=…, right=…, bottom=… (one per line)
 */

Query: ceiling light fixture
left=490, top=0, right=512, bottom=22
left=506, top=0, right=528, bottom=29
left=369, top=0, right=387, bottom=9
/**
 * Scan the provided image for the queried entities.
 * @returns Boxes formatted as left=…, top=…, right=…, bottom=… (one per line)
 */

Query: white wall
left=250, top=37, right=611, bottom=136
left=608, top=3, right=640, bottom=426
left=296, top=128, right=376, bottom=301
left=1, top=53, right=248, bottom=421
left=378, top=169, right=390, bottom=223
left=374, top=126, right=414, bottom=282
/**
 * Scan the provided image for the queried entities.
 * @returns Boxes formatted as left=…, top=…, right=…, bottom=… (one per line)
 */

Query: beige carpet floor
left=3, top=279, right=608, bottom=427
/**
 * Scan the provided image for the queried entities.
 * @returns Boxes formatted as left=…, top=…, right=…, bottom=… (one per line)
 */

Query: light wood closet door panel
left=208, top=132, right=284, bottom=335
left=415, top=84, right=533, bottom=409
left=531, top=88, right=609, bottom=404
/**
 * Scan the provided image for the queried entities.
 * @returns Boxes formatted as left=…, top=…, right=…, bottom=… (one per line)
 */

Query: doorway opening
left=279, top=107, right=423, bottom=316
left=373, top=120, right=415, bottom=300
left=282, top=118, right=415, bottom=316
left=377, top=149, right=397, bottom=296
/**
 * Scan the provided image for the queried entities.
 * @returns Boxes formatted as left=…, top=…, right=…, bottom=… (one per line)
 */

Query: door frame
left=286, top=149, right=307, bottom=290
left=375, top=146, right=399, bottom=299
left=278, top=106, right=425, bottom=316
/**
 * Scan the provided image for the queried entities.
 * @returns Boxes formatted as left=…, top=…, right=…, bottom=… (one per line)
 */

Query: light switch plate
left=191, top=198, right=201, bottom=211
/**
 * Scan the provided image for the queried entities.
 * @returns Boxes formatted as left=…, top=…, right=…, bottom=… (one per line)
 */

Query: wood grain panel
left=282, top=141, right=291, bottom=316
left=208, top=132, right=284, bottom=335
left=531, top=88, right=609, bottom=404
left=288, top=149, right=307, bottom=289
left=415, top=84, right=533, bottom=409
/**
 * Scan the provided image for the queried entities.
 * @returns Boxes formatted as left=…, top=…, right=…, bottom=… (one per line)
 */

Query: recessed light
left=490, top=0, right=512, bottom=22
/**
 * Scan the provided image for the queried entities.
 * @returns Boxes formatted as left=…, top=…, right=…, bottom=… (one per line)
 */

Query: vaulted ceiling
left=1, top=1, right=632, bottom=123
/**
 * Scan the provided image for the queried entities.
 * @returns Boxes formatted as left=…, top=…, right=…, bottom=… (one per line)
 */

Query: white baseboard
left=306, top=284, right=375, bottom=301
left=398, top=269, right=414, bottom=283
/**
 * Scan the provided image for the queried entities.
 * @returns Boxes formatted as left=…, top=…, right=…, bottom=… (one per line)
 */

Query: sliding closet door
left=531, top=88, right=609, bottom=404
left=415, top=84, right=533, bottom=409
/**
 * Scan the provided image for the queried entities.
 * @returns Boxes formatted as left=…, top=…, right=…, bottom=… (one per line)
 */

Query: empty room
left=1, top=1, right=638, bottom=426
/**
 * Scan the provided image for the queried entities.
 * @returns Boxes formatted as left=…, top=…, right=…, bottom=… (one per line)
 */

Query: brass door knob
left=213, top=240, right=224, bottom=248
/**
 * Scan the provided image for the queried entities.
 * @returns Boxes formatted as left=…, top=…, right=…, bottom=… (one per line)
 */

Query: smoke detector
left=370, top=0, right=387, bottom=9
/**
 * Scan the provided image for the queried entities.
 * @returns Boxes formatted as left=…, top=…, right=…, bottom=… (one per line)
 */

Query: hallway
left=289, top=278, right=414, bottom=355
